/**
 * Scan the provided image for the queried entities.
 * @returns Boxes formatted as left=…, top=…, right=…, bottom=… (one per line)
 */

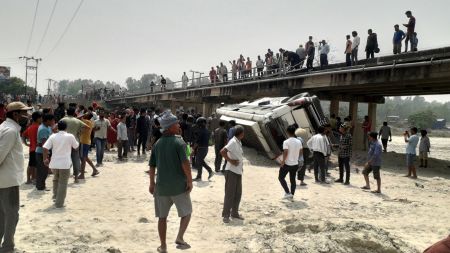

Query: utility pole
left=19, top=56, right=42, bottom=101
left=34, top=58, right=41, bottom=98
left=19, top=56, right=31, bottom=96
left=45, top=78, right=56, bottom=96
left=189, top=70, right=204, bottom=86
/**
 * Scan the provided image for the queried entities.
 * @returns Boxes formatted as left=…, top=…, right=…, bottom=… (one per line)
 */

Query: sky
left=1, top=0, right=450, bottom=102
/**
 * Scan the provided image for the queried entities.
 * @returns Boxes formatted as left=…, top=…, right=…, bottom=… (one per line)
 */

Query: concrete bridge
left=106, top=47, right=450, bottom=148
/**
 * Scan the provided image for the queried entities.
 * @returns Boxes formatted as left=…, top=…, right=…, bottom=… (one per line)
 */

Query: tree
left=0, top=77, right=34, bottom=96
left=408, top=110, right=437, bottom=129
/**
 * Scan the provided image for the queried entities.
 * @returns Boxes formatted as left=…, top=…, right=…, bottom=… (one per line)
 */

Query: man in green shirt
left=61, top=107, right=87, bottom=183
left=149, top=111, right=193, bottom=253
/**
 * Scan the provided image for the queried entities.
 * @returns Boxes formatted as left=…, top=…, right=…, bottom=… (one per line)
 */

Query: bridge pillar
left=329, top=100, right=339, bottom=116
left=202, top=102, right=215, bottom=117
left=368, top=103, right=377, bottom=134
left=349, top=101, right=364, bottom=151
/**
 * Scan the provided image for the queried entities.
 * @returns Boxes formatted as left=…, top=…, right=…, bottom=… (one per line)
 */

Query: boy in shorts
left=361, top=132, right=382, bottom=193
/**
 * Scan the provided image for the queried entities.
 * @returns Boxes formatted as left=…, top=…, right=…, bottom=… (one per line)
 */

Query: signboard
left=0, top=66, right=10, bottom=79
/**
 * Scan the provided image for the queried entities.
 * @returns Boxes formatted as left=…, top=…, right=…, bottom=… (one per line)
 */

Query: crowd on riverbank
left=1, top=99, right=449, bottom=252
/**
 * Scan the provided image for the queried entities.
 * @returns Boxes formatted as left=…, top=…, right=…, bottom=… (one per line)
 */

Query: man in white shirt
left=296, top=44, right=306, bottom=68
left=307, top=126, right=330, bottom=184
left=0, top=102, right=31, bottom=252
left=318, top=40, right=330, bottom=68
left=256, top=56, right=265, bottom=77
left=220, top=63, right=228, bottom=82
left=181, top=72, right=189, bottom=89
left=220, top=125, right=245, bottom=223
left=116, top=115, right=128, bottom=160
left=279, top=125, right=303, bottom=199
left=93, top=110, right=115, bottom=166
left=351, top=31, right=360, bottom=65
left=43, top=121, right=79, bottom=208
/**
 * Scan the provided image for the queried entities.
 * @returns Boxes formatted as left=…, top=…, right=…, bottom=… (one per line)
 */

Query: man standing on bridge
left=345, top=35, right=352, bottom=66
left=305, top=36, right=315, bottom=70
left=319, top=40, right=330, bottom=68
left=365, top=29, right=378, bottom=59
left=393, top=24, right=406, bottom=54
left=160, top=75, right=167, bottom=91
left=403, top=10, right=416, bottom=53
left=351, top=31, right=360, bottom=65
left=181, top=72, right=189, bottom=89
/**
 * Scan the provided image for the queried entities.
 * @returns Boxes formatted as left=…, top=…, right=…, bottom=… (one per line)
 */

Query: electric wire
left=25, top=0, right=41, bottom=55
left=34, top=0, right=59, bottom=56
left=45, top=0, right=84, bottom=58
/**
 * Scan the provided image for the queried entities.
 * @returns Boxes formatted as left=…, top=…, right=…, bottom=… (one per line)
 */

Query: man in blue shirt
left=35, top=114, right=55, bottom=190
left=362, top=132, right=382, bottom=193
left=393, top=24, right=406, bottom=54
left=404, top=127, right=419, bottom=178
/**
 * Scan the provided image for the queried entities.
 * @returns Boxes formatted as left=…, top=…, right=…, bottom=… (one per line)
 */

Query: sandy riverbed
left=15, top=141, right=450, bottom=253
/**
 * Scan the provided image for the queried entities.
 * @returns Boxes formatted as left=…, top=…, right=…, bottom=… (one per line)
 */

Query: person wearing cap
left=0, top=102, right=32, bottom=252
left=361, top=131, right=383, bottom=193
left=403, top=10, right=416, bottom=53
left=335, top=124, right=352, bottom=185
left=149, top=111, right=193, bottom=252
left=43, top=120, right=79, bottom=208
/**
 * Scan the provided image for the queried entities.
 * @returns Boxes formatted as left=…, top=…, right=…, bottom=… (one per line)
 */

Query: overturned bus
left=216, top=93, right=329, bottom=162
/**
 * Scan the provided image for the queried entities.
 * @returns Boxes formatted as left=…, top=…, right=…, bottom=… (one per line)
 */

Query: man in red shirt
left=0, top=103, right=6, bottom=124
left=22, top=111, right=42, bottom=184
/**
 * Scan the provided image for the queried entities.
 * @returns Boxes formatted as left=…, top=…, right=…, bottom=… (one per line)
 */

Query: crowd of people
left=127, top=11, right=419, bottom=92
left=0, top=10, right=441, bottom=253
left=198, top=11, right=418, bottom=85
left=0, top=97, right=441, bottom=252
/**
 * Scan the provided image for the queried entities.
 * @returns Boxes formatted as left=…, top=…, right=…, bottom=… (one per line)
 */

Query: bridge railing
left=125, top=61, right=307, bottom=96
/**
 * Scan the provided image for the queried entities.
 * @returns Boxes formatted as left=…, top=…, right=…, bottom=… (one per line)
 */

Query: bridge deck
left=107, top=47, right=450, bottom=106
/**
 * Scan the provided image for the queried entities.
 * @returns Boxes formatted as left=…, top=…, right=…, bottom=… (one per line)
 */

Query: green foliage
left=408, top=110, right=437, bottom=129
left=0, top=77, right=35, bottom=95
left=125, top=73, right=172, bottom=92
left=378, top=96, right=450, bottom=122
left=56, top=79, right=121, bottom=96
